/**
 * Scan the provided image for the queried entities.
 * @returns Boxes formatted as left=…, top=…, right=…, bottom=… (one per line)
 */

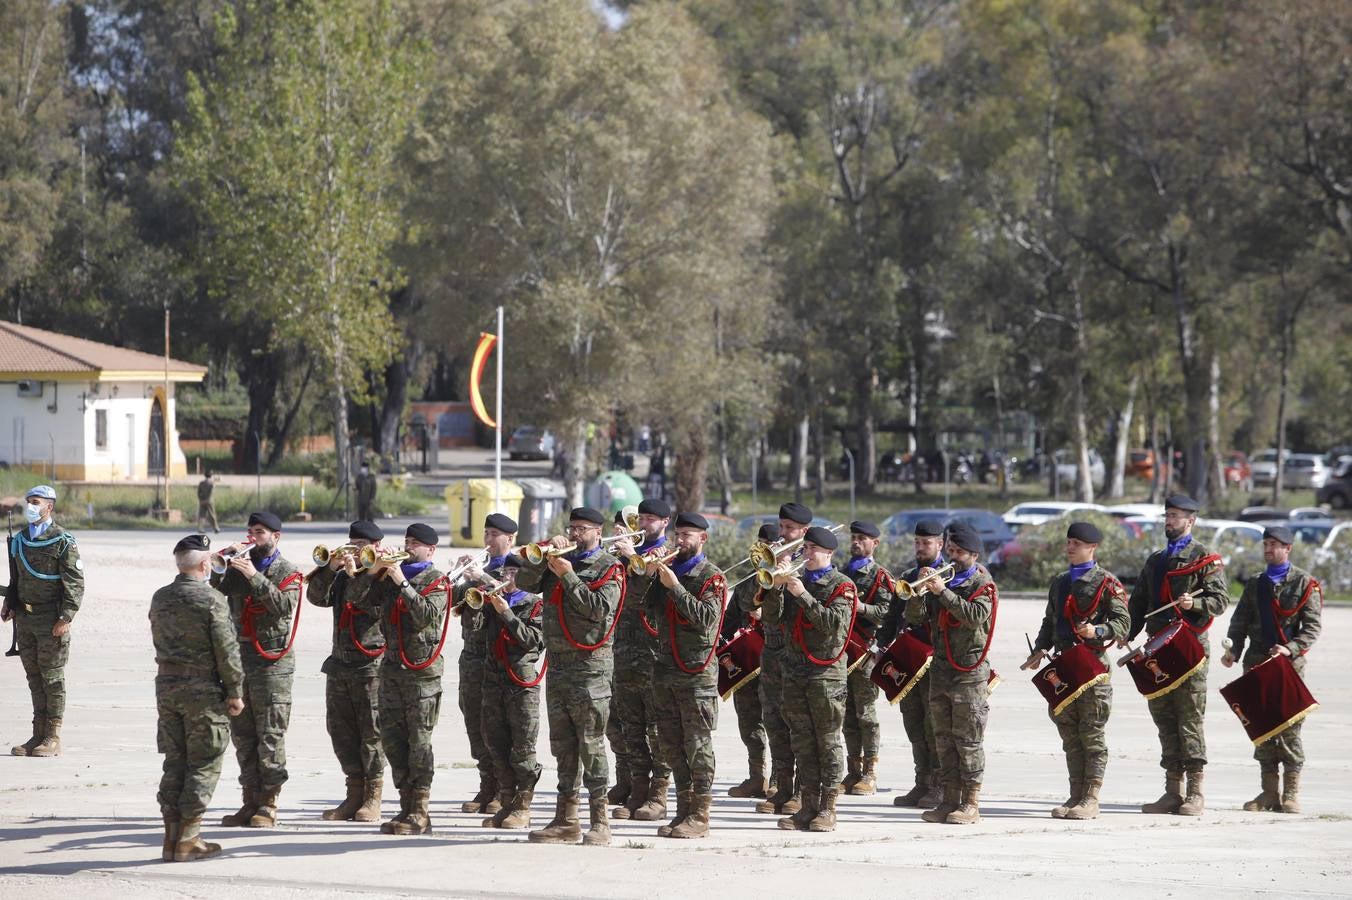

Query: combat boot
left=613, top=773, right=648, bottom=820
left=29, top=718, right=61, bottom=757
left=482, top=789, right=516, bottom=827
left=392, top=789, right=432, bottom=835
left=840, top=755, right=862, bottom=793
left=173, top=818, right=221, bottom=862
left=354, top=779, right=383, bottom=823
left=220, top=786, right=257, bottom=827
left=1243, top=765, right=1280, bottom=812
left=945, top=781, right=982, bottom=825
left=669, top=793, right=711, bottom=839
left=322, top=776, right=364, bottom=821
left=1065, top=781, right=1101, bottom=820
left=777, top=787, right=817, bottom=831
left=161, top=814, right=180, bottom=862
left=607, top=767, right=632, bottom=807
left=893, top=768, right=929, bottom=807
left=248, top=784, right=281, bottom=827
left=497, top=790, right=534, bottom=829
left=917, top=771, right=943, bottom=808
left=1177, top=769, right=1205, bottom=817
left=921, top=778, right=960, bottom=823
left=727, top=760, right=768, bottom=798
left=10, top=717, right=44, bottom=756
left=461, top=775, right=499, bottom=814
left=631, top=775, right=669, bottom=821
left=381, top=789, right=411, bottom=833
left=1140, top=769, right=1184, bottom=815
left=528, top=793, right=581, bottom=844
left=849, top=757, right=878, bottom=796
left=658, top=790, right=692, bottom=838
left=1280, top=767, right=1302, bottom=814
left=809, top=788, right=839, bottom=832
left=583, top=793, right=611, bottom=846
left=1052, top=779, right=1084, bottom=819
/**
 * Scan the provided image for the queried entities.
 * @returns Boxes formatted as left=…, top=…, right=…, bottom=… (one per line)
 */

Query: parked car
left=1314, top=521, right=1352, bottom=566
left=1051, top=448, right=1106, bottom=489
left=735, top=514, right=836, bottom=538
left=1255, top=517, right=1338, bottom=547
left=1194, top=519, right=1265, bottom=583
left=1104, top=503, right=1165, bottom=520
left=1250, top=449, right=1287, bottom=488
left=1283, top=454, right=1330, bottom=490
left=1002, top=501, right=1106, bottom=531
left=881, top=508, right=1016, bottom=563
left=1316, top=466, right=1352, bottom=509
left=506, top=426, right=556, bottom=461
left=1125, top=448, right=1155, bottom=479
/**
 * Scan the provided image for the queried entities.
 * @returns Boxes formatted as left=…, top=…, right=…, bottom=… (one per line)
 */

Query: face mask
left=24, top=503, right=43, bottom=524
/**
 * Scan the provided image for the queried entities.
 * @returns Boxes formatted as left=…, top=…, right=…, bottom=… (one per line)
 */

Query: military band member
left=480, top=555, right=546, bottom=829
left=4, top=484, right=83, bottom=759
left=210, top=511, right=301, bottom=828
left=518, top=507, right=625, bottom=846
left=1223, top=525, right=1321, bottom=814
left=306, top=520, right=386, bottom=822
left=723, top=522, right=776, bottom=799
left=355, top=523, right=449, bottom=835
left=151, top=534, right=245, bottom=862
left=840, top=520, right=895, bottom=795
left=646, top=512, right=724, bottom=838
left=1127, top=493, right=1228, bottom=816
left=1021, top=522, right=1129, bottom=819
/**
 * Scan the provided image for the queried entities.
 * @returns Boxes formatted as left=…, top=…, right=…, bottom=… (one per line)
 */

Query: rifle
left=5, top=508, right=17, bottom=656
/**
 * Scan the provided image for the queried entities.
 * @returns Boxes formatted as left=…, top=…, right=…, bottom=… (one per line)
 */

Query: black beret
left=502, top=553, right=526, bottom=569
left=947, top=523, right=983, bottom=554
left=1164, top=493, right=1200, bottom=513
left=349, top=520, right=384, bottom=542
left=779, top=502, right=813, bottom=525
left=757, top=522, right=781, bottom=543
left=914, top=519, right=945, bottom=537
left=804, top=525, right=839, bottom=550
left=1263, top=525, right=1295, bottom=546
left=173, top=533, right=210, bottom=554
left=850, top=520, right=881, bottom=538
left=1066, top=521, right=1103, bottom=544
left=248, top=511, right=283, bottom=532
left=484, top=513, right=518, bottom=534
left=638, top=498, right=672, bottom=518
left=674, top=512, right=709, bottom=531
left=570, top=506, right=605, bottom=525
left=405, top=522, right=439, bottom=546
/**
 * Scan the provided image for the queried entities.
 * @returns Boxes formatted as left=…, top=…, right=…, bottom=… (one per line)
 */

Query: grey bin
left=515, top=477, right=568, bottom=546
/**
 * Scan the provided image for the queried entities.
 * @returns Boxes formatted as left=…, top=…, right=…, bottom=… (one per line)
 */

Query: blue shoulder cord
left=12, top=531, right=69, bottom=581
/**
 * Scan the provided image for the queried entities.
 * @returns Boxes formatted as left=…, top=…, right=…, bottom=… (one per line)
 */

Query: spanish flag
left=469, top=332, right=498, bottom=428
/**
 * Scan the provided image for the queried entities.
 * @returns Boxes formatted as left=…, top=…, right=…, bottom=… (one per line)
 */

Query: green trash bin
left=584, top=470, right=644, bottom=514
left=445, top=479, right=525, bottom=547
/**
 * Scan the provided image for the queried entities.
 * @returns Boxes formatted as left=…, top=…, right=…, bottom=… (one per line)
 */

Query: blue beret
left=757, top=522, right=781, bottom=543
left=25, top=485, right=56, bottom=501
left=914, top=519, right=945, bottom=537
left=570, top=507, right=605, bottom=525
left=484, top=513, right=518, bottom=534
left=947, top=523, right=983, bottom=554
left=850, top=520, right=881, bottom=538
left=1263, top=525, right=1294, bottom=545
left=1164, top=493, right=1200, bottom=513
left=675, top=512, right=709, bottom=531
left=1067, top=521, right=1102, bottom=544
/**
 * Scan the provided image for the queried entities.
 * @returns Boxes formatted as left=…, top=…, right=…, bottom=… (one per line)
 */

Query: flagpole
left=494, top=305, right=503, bottom=510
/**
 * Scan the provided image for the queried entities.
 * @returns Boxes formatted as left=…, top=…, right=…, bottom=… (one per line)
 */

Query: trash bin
left=584, top=470, right=644, bottom=514
left=515, top=477, right=568, bottom=546
left=445, top=479, right=524, bottom=547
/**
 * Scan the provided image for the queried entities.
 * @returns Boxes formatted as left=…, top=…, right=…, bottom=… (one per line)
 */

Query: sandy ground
left=2, top=528, right=1350, bottom=899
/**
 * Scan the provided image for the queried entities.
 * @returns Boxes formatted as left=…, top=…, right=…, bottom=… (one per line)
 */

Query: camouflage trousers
left=614, top=657, right=669, bottom=781
left=16, top=610, right=69, bottom=719
left=1051, top=680, right=1112, bottom=782
left=898, top=671, right=938, bottom=775
left=652, top=675, right=718, bottom=795
left=381, top=673, right=442, bottom=792
left=232, top=669, right=293, bottom=788
left=732, top=677, right=767, bottom=770
left=1146, top=662, right=1208, bottom=771
left=546, top=671, right=611, bottom=796
left=459, top=650, right=493, bottom=789
left=929, top=665, right=990, bottom=784
left=758, top=646, right=795, bottom=774
left=781, top=674, right=846, bottom=793
left=196, top=501, right=218, bottom=532
left=481, top=671, right=543, bottom=793
left=156, top=680, right=230, bottom=820
left=843, top=657, right=881, bottom=758
left=325, top=673, right=384, bottom=782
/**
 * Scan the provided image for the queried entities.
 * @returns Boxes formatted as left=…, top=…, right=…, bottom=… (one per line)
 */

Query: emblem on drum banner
left=1145, top=658, right=1169, bottom=684
left=1042, top=667, right=1069, bottom=695
left=882, top=661, right=908, bottom=685
left=719, top=653, right=742, bottom=681
left=1230, top=702, right=1251, bottom=728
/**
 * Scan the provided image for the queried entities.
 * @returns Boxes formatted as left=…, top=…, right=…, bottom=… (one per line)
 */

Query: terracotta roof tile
left=0, top=321, right=206, bottom=378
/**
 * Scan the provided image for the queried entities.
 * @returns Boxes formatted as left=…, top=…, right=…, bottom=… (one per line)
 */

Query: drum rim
left=1135, top=654, right=1206, bottom=700
left=719, top=666, right=762, bottom=702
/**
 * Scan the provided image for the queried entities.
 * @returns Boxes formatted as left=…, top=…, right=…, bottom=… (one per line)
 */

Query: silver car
left=1283, top=454, right=1329, bottom=490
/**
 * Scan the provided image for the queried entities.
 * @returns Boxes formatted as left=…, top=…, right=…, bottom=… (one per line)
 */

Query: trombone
left=211, top=538, right=255, bottom=575
left=893, top=563, right=956, bottom=599
left=627, top=545, right=681, bottom=575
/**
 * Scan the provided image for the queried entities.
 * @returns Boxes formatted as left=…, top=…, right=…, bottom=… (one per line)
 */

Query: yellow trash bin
left=445, top=479, right=525, bottom=547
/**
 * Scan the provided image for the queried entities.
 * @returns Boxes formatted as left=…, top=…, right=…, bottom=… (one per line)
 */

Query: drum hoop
left=987, top=671, right=1001, bottom=694
left=720, top=666, right=762, bottom=702
left=1139, top=654, right=1207, bottom=701
left=1050, top=670, right=1110, bottom=717
left=1251, top=703, right=1318, bottom=747
left=886, top=653, right=933, bottom=705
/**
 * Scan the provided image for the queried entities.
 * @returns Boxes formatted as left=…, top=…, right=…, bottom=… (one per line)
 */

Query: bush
left=996, top=512, right=1154, bottom=590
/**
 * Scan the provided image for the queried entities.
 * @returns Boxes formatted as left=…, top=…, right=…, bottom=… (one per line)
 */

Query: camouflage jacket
left=453, top=557, right=513, bottom=660
left=1128, top=536, right=1229, bottom=648
left=876, top=556, right=943, bottom=647
left=1227, top=564, right=1321, bottom=668
left=483, top=590, right=545, bottom=686
left=843, top=557, right=895, bottom=640
left=614, top=539, right=666, bottom=665
left=912, top=564, right=996, bottom=677
left=149, top=573, right=245, bottom=699
left=722, top=577, right=761, bottom=645
left=780, top=566, right=856, bottom=681
left=307, top=565, right=384, bottom=676
left=210, top=550, right=302, bottom=673
left=4, top=521, right=84, bottom=622
left=515, top=547, right=624, bottom=674
left=1034, top=563, right=1130, bottom=665
left=647, top=555, right=724, bottom=688
left=354, top=565, right=449, bottom=679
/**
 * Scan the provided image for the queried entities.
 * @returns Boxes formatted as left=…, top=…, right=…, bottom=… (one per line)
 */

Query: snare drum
left=1033, top=643, right=1109, bottom=716
left=869, top=631, right=933, bottom=703
left=845, top=631, right=873, bottom=675
left=717, top=626, right=765, bottom=701
left=1125, top=619, right=1206, bottom=700
left=1219, top=653, right=1318, bottom=746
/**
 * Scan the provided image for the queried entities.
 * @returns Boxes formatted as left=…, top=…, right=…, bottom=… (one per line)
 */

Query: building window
left=96, top=409, right=108, bottom=450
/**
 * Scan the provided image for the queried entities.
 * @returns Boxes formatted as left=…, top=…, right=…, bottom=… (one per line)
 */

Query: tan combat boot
left=1177, top=770, right=1205, bottom=816
left=849, top=756, right=878, bottom=795
left=381, top=789, right=411, bottom=834
left=631, top=775, right=669, bottom=821
left=946, top=781, right=982, bottom=825
left=10, top=717, right=44, bottom=757
left=483, top=789, right=516, bottom=827
left=1243, top=765, right=1280, bottom=812
left=353, top=779, right=383, bottom=823
left=322, top=776, right=364, bottom=821
left=1052, top=779, right=1084, bottom=819
left=28, top=718, right=61, bottom=757
left=921, top=778, right=960, bottom=823
left=461, top=774, right=499, bottom=814
left=612, top=773, right=648, bottom=820
left=657, top=790, right=692, bottom=838
left=917, top=770, right=943, bottom=808
left=1140, top=769, right=1184, bottom=815
left=809, top=788, right=838, bottom=832
left=173, top=818, right=222, bottom=862
left=392, top=788, right=432, bottom=835
left=497, top=790, right=534, bottom=829
left=893, top=768, right=928, bottom=807
left=583, top=793, right=611, bottom=846
left=727, top=761, right=768, bottom=798
left=161, top=814, right=180, bottom=862
left=777, top=787, right=817, bottom=831
left=1065, top=781, right=1102, bottom=820
left=756, top=767, right=794, bottom=814
left=669, top=793, right=712, bottom=839
left=528, top=793, right=581, bottom=843
left=1280, top=767, right=1302, bottom=814
left=840, top=755, right=862, bottom=793
left=220, top=786, right=257, bottom=827
left=606, top=767, right=632, bottom=807
left=247, top=784, right=281, bottom=827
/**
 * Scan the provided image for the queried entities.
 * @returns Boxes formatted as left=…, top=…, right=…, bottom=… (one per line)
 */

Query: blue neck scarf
left=1264, top=561, right=1291, bottom=585
left=847, top=556, right=873, bottom=575
left=948, top=563, right=979, bottom=588
left=1068, top=561, right=1096, bottom=583
left=672, top=552, right=705, bottom=577
left=804, top=564, right=834, bottom=584
left=503, top=589, right=530, bottom=608
left=254, top=547, right=279, bottom=573
left=638, top=535, right=666, bottom=554
left=401, top=559, right=433, bottom=580
left=28, top=519, right=52, bottom=539
left=569, top=545, right=601, bottom=564
left=1166, top=534, right=1193, bottom=558
left=487, top=554, right=508, bottom=571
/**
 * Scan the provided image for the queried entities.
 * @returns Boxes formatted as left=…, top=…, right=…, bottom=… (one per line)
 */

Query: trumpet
left=312, top=543, right=359, bottom=567
left=627, top=545, right=681, bottom=574
left=463, top=578, right=509, bottom=611
left=750, top=524, right=847, bottom=571
left=755, top=559, right=805, bottom=590
left=523, top=528, right=644, bottom=565
left=211, top=538, right=255, bottom=575
left=445, top=548, right=491, bottom=583
left=361, top=548, right=411, bottom=570
left=613, top=504, right=640, bottom=535
left=893, top=563, right=957, bottom=599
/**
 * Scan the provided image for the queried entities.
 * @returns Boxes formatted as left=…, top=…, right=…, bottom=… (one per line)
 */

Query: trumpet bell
left=358, top=549, right=409, bottom=570
left=312, top=545, right=331, bottom=566
left=618, top=504, right=640, bottom=535
left=895, top=563, right=957, bottom=598
left=463, top=587, right=486, bottom=610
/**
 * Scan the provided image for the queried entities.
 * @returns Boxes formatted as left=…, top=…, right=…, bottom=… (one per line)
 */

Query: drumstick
left=1025, top=633, right=1034, bottom=654
left=1144, top=592, right=1194, bottom=619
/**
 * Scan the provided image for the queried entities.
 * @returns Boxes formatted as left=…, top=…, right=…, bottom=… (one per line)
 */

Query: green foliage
left=994, top=512, right=1152, bottom=590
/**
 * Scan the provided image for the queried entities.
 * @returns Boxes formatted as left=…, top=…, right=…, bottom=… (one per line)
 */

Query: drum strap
left=1267, top=578, right=1321, bottom=652
left=851, top=566, right=893, bottom=638
left=548, top=563, right=627, bottom=652
left=1158, top=553, right=1223, bottom=633
left=792, top=581, right=858, bottom=667
left=940, top=581, right=999, bottom=672
left=492, top=599, right=548, bottom=687
left=392, top=575, right=452, bottom=671
left=666, top=573, right=727, bottom=674
left=1062, top=575, right=1113, bottom=647
left=242, top=572, right=305, bottom=662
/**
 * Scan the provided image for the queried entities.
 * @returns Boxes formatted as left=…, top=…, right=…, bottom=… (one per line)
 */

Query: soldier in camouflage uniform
left=4, top=485, right=83, bottom=758
left=354, top=522, right=449, bottom=835
left=746, top=503, right=813, bottom=816
left=151, top=534, right=245, bottom=862
left=771, top=526, right=856, bottom=833
left=479, top=555, right=545, bottom=829
left=517, top=507, right=625, bottom=847
left=607, top=498, right=673, bottom=821
left=912, top=522, right=996, bottom=826
left=875, top=519, right=945, bottom=808
left=721, top=525, right=774, bottom=799
left=209, top=511, right=302, bottom=828
left=645, top=512, right=723, bottom=838
left=1022, top=521, right=1130, bottom=820
left=450, top=513, right=519, bottom=816
left=839, top=521, right=895, bottom=795
left=306, top=520, right=386, bottom=823
left=1127, top=493, right=1229, bottom=817
left=1223, top=524, right=1321, bottom=815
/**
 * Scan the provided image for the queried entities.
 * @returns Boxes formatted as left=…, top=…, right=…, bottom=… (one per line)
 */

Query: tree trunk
left=856, top=368, right=877, bottom=491
left=791, top=413, right=809, bottom=504
left=813, top=410, right=825, bottom=507
left=376, top=344, right=418, bottom=461
left=266, top=355, right=316, bottom=469
left=1272, top=312, right=1291, bottom=502
left=1207, top=352, right=1225, bottom=502
left=714, top=403, right=733, bottom=515
left=565, top=423, right=587, bottom=509
left=1070, top=286, right=1094, bottom=504
left=331, top=323, right=352, bottom=512
left=675, top=424, right=709, bottom=512
left=240, top=352, right=282, bottom=474
left=1108, top=372, right=1138, bottom=500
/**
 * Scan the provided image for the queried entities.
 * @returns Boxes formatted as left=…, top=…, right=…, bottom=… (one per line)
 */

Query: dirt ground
left=2, top=528, right=1349, bottom=898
